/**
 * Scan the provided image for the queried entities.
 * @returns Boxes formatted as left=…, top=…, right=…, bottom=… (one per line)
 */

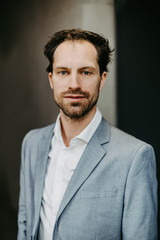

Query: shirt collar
left=75, top=108, right=102, bottom=143
left=54, top=108, right=102, bottom=145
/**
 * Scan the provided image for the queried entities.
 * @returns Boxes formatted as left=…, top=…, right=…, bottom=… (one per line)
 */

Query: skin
left=48, top=40, right=107, bottom=146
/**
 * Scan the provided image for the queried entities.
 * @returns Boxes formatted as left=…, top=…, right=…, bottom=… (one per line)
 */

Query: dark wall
left=115, top=0, right=160, bottom=235
left=0, top=1, right=59, bottom=239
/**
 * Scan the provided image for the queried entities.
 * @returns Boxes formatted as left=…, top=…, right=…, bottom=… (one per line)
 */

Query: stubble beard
left=53, top=85, right=100, bottom=120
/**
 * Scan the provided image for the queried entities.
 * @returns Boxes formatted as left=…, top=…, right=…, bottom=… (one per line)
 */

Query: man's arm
left=122, top=144, right=158, bottom=239
left=17, top=138, right=27, bottom=240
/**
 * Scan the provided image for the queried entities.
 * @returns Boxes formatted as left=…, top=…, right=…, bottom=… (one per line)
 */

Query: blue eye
left=83, top=71, right=90, bottom=75
left=60, top=71, right=67, bottom=75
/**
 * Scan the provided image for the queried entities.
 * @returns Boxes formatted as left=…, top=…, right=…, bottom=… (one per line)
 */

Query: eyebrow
left=53, top=67, right=68, bottom=70
left=54, top=66, right=96, bottom=71
left=79, top=66, right=96, bottom=71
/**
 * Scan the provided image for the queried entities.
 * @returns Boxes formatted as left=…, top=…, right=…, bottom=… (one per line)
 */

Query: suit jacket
left=17, top=118, right=158, bottom=240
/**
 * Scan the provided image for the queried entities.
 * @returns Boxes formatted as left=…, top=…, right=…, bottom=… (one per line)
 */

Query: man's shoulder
left=101, top=118, right=152, bottom=149
left=22, top=123, right=55, bottom=145
left=99, top=119, right=155, bottom=164
left=111, top=124, right=144, bottom=145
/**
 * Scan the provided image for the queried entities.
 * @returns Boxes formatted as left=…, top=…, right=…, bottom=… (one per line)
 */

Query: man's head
left=44, top=29, right=113, bottom=120
left=44, top=28, right=113, bottom=76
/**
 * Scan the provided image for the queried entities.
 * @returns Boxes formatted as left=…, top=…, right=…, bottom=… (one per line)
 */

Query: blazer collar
left=94, top=117, right=110, bottom=145
left=55, top=118, right=110, bottom=225
left=33, top=123, right=55, bottom=234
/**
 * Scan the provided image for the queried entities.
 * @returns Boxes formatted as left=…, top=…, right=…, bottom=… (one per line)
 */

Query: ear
left=100, top=71, right=107, bottom=90
left=48, top=72, right=54, bottom=89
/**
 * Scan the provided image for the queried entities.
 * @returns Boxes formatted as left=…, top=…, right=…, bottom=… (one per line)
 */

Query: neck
left=60, top=106, right=97, bottom=147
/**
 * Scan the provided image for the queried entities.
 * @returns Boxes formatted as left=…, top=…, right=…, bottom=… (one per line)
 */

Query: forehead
left=53, top=40, right=98, bottom=67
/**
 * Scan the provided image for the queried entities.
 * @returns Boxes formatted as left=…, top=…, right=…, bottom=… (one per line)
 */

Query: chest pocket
left=79, top=188, right=118, bottom=199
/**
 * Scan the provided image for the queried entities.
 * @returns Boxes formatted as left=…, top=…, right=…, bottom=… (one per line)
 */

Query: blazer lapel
left=33, top=124, right=55, bottom=234
left=56, top=118, right=110, bottom=223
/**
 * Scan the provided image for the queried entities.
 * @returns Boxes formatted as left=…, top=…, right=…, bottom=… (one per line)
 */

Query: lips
left=64, top=95, right=86, bottom=102
left=65, top=95, right=85, bottom=99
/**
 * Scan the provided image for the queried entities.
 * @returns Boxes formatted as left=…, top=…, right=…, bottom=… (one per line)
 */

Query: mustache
left=61, top=89, right=89, bottom=98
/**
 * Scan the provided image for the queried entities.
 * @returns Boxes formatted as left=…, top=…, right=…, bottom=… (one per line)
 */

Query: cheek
left=82, top=79, right=98, bottom=89
left=53, top=87, right=61, bottom=97
left=52, top=81, right=65, bottom=92
left=88, top=81, right=100, bottom=93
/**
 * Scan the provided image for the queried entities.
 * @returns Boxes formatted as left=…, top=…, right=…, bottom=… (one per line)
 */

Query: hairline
left=52, top=39, right=99, bottom=69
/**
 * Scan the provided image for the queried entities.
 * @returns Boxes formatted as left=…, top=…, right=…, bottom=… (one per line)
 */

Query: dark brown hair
left=44, top=28, right=113, bottom=75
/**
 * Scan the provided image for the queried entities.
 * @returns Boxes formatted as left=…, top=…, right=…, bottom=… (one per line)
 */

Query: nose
left=68, top=72, right=81, bottom=89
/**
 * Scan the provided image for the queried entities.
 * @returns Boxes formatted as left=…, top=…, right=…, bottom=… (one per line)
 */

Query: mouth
left=64, top=95, right=86, bottom=101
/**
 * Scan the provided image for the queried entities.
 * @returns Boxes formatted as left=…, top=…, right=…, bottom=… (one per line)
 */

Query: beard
left=53, top=84, right=100, bottom=120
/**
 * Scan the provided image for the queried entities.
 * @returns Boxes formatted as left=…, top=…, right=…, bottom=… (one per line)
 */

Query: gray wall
left=0, top=0, right=116, bottom=238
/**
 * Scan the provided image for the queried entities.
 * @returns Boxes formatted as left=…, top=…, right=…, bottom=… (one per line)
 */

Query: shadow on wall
left=115, top=0, right=160, bottom=235
left=0, top=1, right=59, bottom=239
left=0, top=174, right=17, bottom=239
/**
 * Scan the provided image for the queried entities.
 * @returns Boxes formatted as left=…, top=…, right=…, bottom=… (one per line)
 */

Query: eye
left=59, top=71, right=68, bottom=75
left=83, top=71, right=91, bottom=76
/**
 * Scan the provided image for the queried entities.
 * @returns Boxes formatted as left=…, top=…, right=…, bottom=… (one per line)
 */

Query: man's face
left=49, top=40, right=106, bottom=119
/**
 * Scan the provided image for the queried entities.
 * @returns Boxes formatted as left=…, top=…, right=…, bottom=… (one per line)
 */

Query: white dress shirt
left=38, top=108, right=102, bottom=240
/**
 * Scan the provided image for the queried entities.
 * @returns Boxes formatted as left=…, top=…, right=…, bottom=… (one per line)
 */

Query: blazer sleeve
left=122, top=144, right=158, bottom=239
left=17, top=137, right=27, bottom=240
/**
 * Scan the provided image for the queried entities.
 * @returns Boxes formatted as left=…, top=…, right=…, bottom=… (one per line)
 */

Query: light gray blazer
left=17, top=118, right=158, bottom=240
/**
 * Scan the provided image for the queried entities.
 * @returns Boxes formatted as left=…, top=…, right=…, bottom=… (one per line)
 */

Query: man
left=17, top=29, right=158, bottom=240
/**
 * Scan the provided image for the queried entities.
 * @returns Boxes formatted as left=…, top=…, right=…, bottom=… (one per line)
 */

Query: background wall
left=115, top=0, right=160, bottom=235
left=0, top=0, right=116, bottom=239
